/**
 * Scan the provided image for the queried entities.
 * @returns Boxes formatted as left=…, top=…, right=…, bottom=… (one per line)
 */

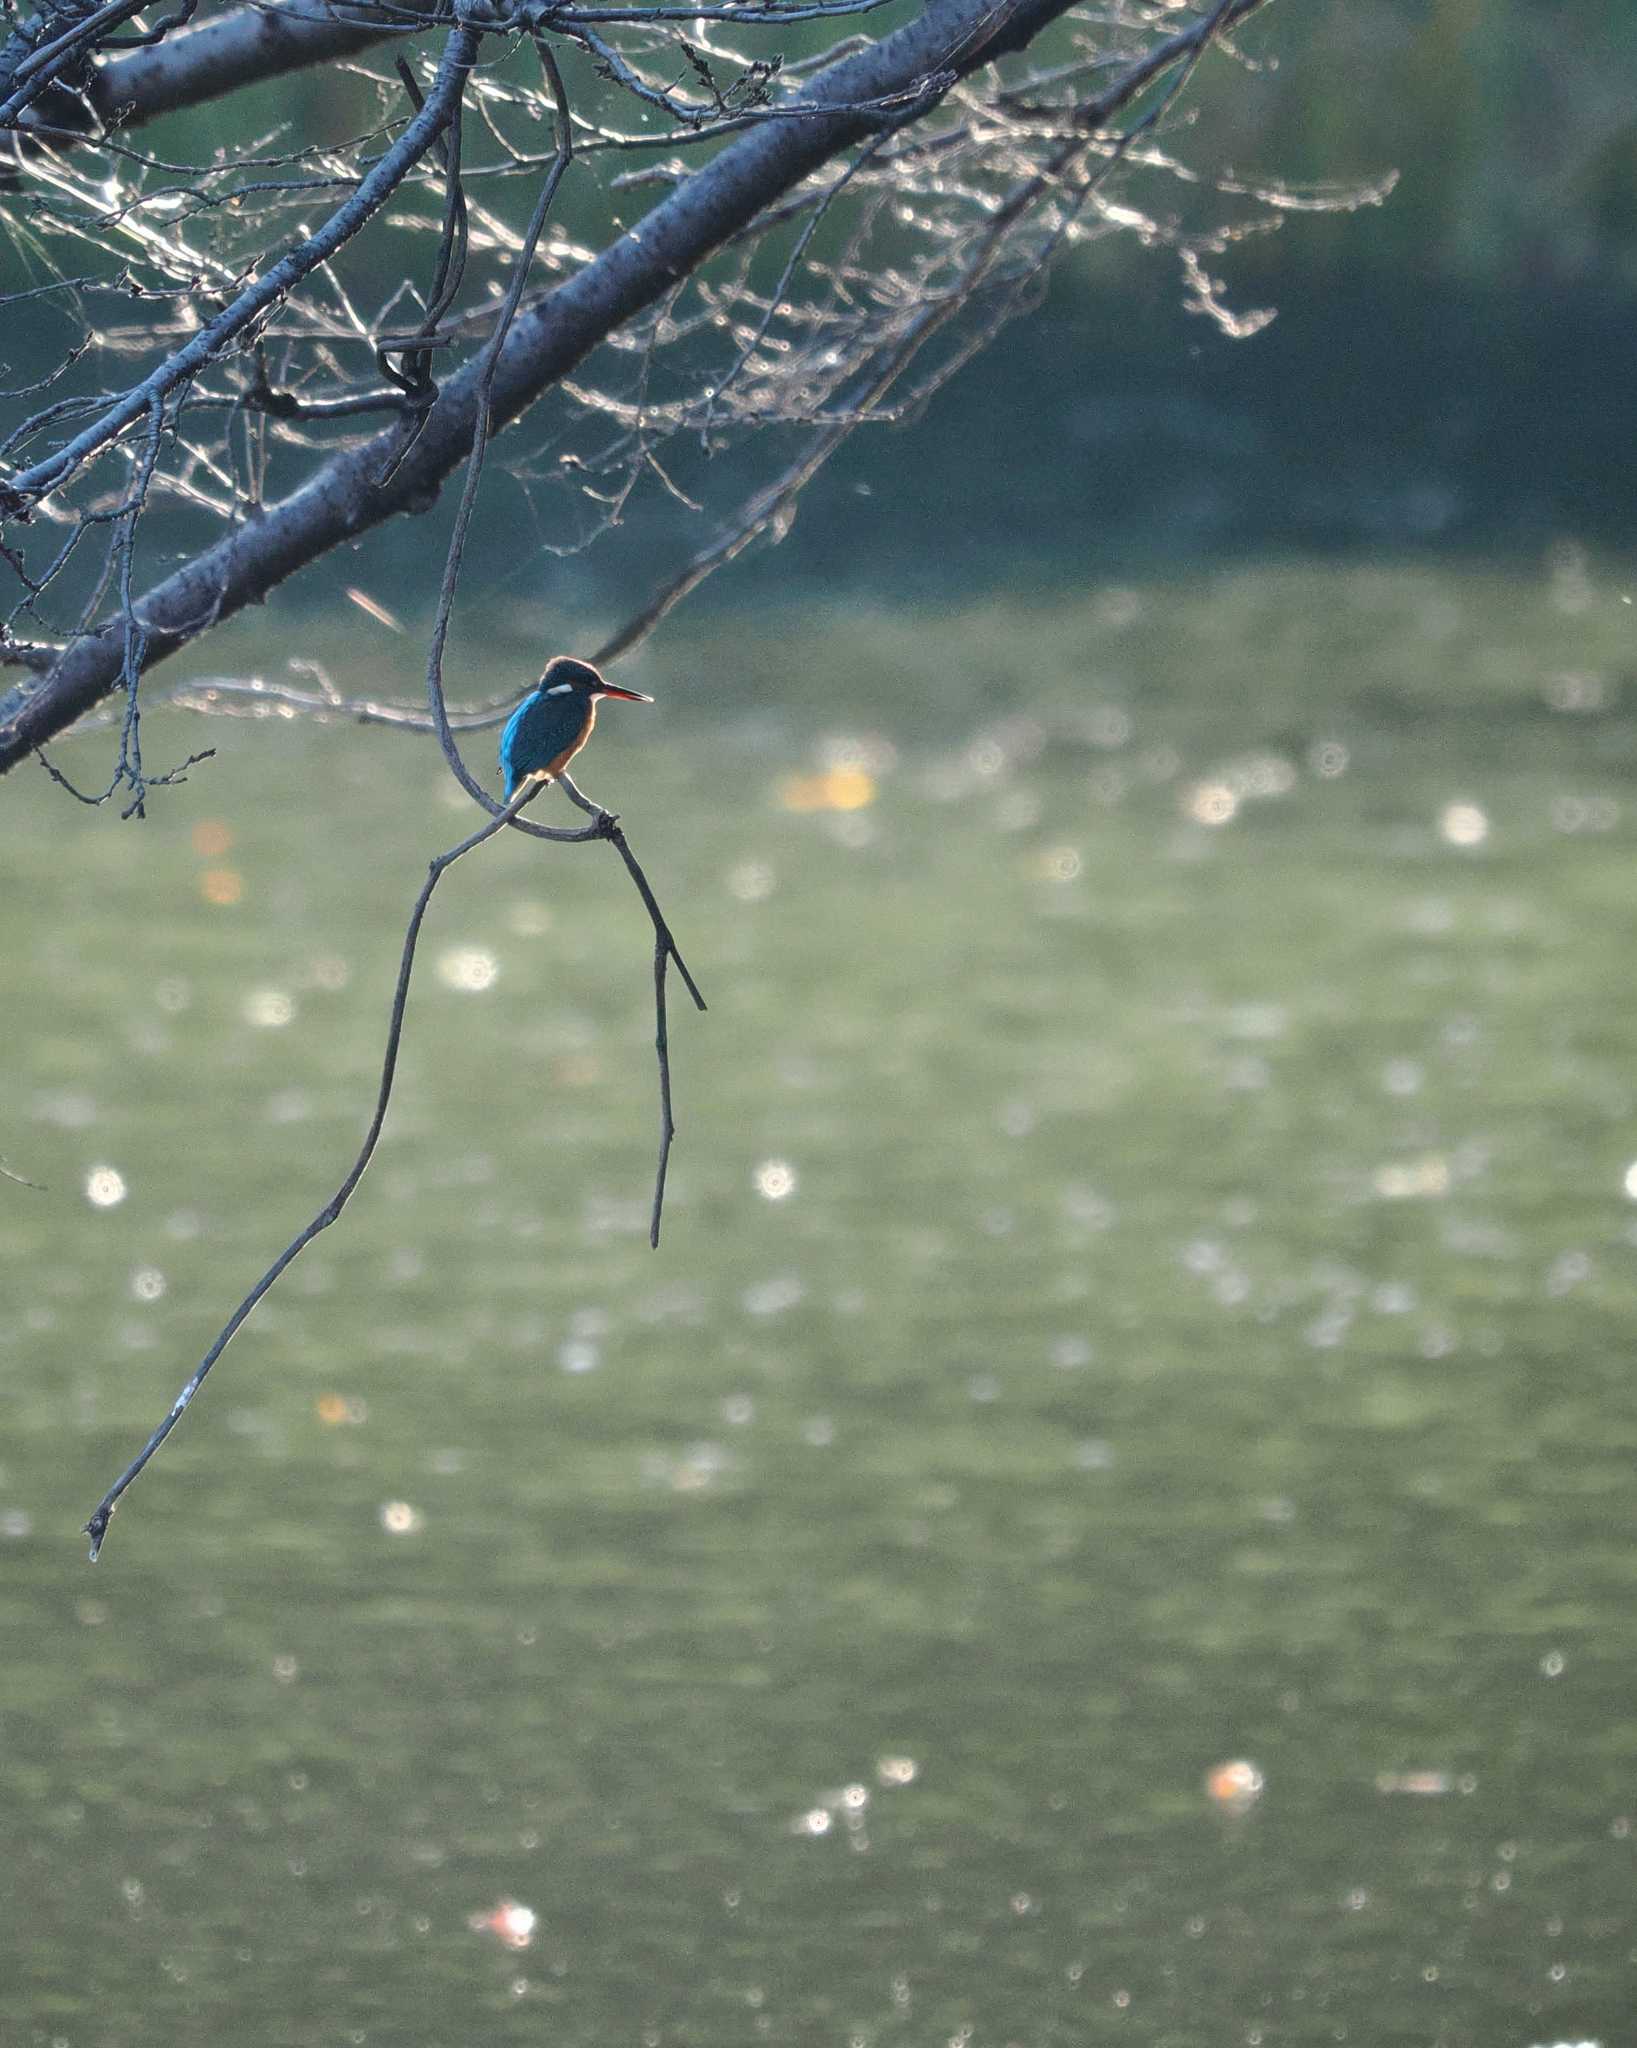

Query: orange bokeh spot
left=777, top=768, right=877, bottom=814
left=200, top=868, right=243, bottom=905
left=316, top=1393, right=368, bottom=1426
left=1205, top=1759, right=1264, bottom=1811
left=472, top=1899, right=536, bottom=1950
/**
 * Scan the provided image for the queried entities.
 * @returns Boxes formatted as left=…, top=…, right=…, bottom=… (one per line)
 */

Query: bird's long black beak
left=595, top=683, right=653, bottom=703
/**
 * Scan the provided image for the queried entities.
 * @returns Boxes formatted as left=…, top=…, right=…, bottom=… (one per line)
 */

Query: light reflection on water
left=1, top=559, right=1635, bottom=2041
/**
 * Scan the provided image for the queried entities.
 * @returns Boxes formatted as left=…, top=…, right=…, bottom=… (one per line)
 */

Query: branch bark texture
left=93, top=0, right=433, bottom=127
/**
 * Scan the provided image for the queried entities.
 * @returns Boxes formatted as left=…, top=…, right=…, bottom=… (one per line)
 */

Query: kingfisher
left=499, top=656, right=653, bottom=802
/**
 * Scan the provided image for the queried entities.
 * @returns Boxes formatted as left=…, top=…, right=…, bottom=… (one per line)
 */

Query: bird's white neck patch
left=544, top=681, right=574, bottom=695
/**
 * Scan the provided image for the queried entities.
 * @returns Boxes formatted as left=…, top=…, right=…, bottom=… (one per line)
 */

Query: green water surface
left=2, top=559, right=1634, bottom=2045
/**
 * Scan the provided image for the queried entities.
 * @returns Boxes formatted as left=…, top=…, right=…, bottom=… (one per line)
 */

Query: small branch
left=380, top=52, right=469, bottom=401
left=82, top=757, right=706, bottom=1555
left=558, top=770, right=707, bottom=1247
left=244, top=350, right=420, bottom=422
left=591, top=425, right=838, bottom=667
left=160, top=671, right=515, bottom=729
left=527, top=0, right=898, bottom=20
left=111, top=393, right=165, bottom=818
left=701, top=141, right=870, bottom=434
left=82, top=780, right=536, bottom=1563
left=33, top=739, right=214, bottom=802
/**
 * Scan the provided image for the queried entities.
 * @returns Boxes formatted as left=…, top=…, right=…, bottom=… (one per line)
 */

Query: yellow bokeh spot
left=316, top=1393, right=368, bottom=1426
left=777, top=768, right=877, bottom=813
left=200, top=867, right=243, bottom=905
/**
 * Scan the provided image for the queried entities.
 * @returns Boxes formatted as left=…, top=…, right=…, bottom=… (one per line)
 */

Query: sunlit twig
left=82, top=779, right=535, bottom=1563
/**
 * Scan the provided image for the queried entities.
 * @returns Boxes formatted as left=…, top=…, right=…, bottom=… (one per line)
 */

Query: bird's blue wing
left=500, top=689, right=585, bottom=798
left=499, top=699, right=530, bottom=799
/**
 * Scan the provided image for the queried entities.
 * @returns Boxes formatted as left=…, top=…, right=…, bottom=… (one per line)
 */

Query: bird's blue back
left=500, top=687, right=587, bottom=799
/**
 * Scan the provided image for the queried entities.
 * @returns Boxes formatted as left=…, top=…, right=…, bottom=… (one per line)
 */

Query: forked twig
left=81, top=769, right=703, bottom=1560
left=83, top=782, right=534, bottom=1562
left=559, top=771, right=707, bottom=1248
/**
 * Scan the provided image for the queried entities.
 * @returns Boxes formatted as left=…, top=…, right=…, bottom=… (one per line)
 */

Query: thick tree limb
left=91, top=0, right=434, bottom=129
left=1, top=0, right=1265, bottom=773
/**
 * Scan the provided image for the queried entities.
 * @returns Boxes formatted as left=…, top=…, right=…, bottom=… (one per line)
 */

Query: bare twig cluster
left=0, top=0, right=1392, bottom=783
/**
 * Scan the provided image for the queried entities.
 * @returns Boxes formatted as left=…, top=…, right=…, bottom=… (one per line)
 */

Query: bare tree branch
left=89, top=0, right=432, bottom=131
left=420, top=32, right=581, bottom=830
left=1, top=0, right=1288, bottom=774
left=3, top=0, right=918, bottom=152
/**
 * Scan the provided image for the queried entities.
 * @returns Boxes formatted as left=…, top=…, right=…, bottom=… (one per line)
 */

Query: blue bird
left=499, top=656, right=652, bottom=803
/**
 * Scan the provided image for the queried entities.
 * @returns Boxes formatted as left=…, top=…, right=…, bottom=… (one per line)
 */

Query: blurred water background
left=4, top=2, right=1637, bottom=2042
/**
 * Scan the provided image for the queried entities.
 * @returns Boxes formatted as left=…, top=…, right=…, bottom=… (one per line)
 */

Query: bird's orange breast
left=529, top=702, right=596, bottom=786
left=542, top=731, right=589, bottom=781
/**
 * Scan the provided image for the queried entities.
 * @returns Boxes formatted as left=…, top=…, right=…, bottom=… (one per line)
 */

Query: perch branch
left=81, top=761, right=705, bottom=1559
left=84, top=780, right=535, bottom=1562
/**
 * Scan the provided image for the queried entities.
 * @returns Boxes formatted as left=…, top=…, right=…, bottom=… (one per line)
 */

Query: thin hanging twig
left=82, top=782, right=540, bottom=1562
left=559, top=770, right=706, bottom=1247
